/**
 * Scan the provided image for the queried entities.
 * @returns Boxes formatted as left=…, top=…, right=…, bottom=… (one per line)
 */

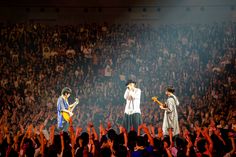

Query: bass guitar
left=151, top=96, right=167, bottom=108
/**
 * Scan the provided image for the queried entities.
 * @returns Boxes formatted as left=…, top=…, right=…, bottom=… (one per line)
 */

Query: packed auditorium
left=0, top=0, right=235, bottom=156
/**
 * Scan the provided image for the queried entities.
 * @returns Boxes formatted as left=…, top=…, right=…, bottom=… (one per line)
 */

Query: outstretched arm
left=91, top=124, right=98, bottom=141
left=99, top=122, right=106, bottom=141
left=39, top=124, right=45, bottom=156
left=49, top=125, right=55, bottom=145
left=202, top=127, right=213, bottom=156
left=60, top=131, right=64, bottom=157
left=142, top=124, right=154, bottom=147
left=119, top=126, right=128, bottom=147
left=69, top=119, right=75, bottom=157
left=228, top=133, right=235, bottom=155
left=214, top=129, right=226, bottom=146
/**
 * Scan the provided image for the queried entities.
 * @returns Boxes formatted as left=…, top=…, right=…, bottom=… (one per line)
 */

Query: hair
left=107, top=129, right=117, bottom=141
left=61, top=87, right=72, bottom=95
left=154, top=138, right=162, bottom=149
left=125, top=79, right=136, bottom=86
left=100, top=147, right=112, bottom=157
left=80, top=132, right=89, bottom=147
left=136, top=136, right=146, bottom=147
left=100, top=135, right=108, bottom=145
left=23, top=138, right=35, bottom=157
left=127, top=130, right=137, bottom=151
left=197, top=139, right=207, bottom=153
left=163, top=136, right=171, bottom=148
left=118, top=133, right=125, bottom=145
left=166, top=86, right=175, bottom=93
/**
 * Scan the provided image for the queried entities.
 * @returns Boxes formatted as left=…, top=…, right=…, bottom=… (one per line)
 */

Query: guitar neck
left=70, top=100, right=79, bottom=112
left=154, top=99, right=165, bottom=107
left=70, top=105, right=75, bottom=112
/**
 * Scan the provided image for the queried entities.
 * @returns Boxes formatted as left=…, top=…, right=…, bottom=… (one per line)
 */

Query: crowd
left=0, top=22, right=235, bottom=156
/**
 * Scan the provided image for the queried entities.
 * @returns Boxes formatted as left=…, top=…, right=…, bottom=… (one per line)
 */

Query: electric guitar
left=151, top=96, right=167, bottom=108
left=62, top=98, right=79, bottom=122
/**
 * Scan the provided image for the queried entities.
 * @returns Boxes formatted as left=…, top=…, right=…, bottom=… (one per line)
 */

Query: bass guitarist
left=57, top=87, right=79, bottom=131
left=152, top=86, right=180, bottom=137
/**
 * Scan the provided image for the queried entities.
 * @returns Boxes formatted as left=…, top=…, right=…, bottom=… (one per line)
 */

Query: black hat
left=61, top=87, right=72, bottom=95
left=166, top=86, right=175, bottom=93
left=125, top=79, right=136, bottom=86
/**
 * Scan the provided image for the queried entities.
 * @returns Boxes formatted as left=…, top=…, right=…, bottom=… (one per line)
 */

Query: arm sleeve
left=124, top=89, right=129, bottom=100
left=130, top=89, right=141, bottom=100
left=165, top=98, right=175, bottom=113
left=60, top=103, right=66, bottom=111
left=58, top=98, right=66, bottom=112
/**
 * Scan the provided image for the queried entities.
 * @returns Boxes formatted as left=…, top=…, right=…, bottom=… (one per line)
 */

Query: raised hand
left=108, top=139, right=114, bottom=148
left=149, top=124, right=155, bottom=135
left=49, top=125, right=55, bottom=132
left=202, top=127, right=209, bottom=136
left=20, top=124, right=25, bottom=134
left=99, top=122, right=104, bottom=132
left=107, top=121, right=112, bottom=130
left=39, top=124, right=44, bottom=133
left=142, top=124, right=150, bottom=134
left=76, top=126, right=82, bottom=137
left=69, top=125, right=74, bottom=133
left=187, top=139, right=193, bottom=148
left=195, top=126, right=201, bottom=137
left=75, top=98, right=80, bottom=104
left=119, top=126, right=126, bottom=133
left=183, top=128, right=190, bottom=138
left=88, top=122, right=94, bottom=128
left=156, top=126, right=163, bottom=139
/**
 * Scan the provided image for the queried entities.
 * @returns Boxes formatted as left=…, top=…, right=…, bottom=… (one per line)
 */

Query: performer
left=160, top=86, right=180, bottom=136
left=57, top=87, right=78, bottom=131
left=123, top=80, right=142, bottom=131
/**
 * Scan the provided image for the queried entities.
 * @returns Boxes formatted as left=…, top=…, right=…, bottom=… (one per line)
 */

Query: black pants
left=123, top=113, right=142, bottom=132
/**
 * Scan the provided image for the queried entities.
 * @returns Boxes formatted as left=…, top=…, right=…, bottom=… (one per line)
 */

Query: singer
left=123, top=80, right=142, bottom=131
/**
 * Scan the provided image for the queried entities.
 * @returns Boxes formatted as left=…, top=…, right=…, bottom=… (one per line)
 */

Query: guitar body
left=62, top=111, right=71, bottom=122
left=61, top=98, right=79, bottom=122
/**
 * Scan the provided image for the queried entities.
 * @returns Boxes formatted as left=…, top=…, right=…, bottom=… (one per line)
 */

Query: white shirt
left=124, top=88, right=141, bottom=115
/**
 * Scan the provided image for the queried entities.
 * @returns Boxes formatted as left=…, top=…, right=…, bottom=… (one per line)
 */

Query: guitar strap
left=61, top=96, right=69, bottom=111
left=60, top=97, right=69, bottom=123
left=164, top=96, right=176, bottom=112
left=169, top=95, right=177, bottom=105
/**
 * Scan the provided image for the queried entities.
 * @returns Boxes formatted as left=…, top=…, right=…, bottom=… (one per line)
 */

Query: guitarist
left=57, top=87, right=75, bottom=132
left=153, top=87, right=180, bottom=137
